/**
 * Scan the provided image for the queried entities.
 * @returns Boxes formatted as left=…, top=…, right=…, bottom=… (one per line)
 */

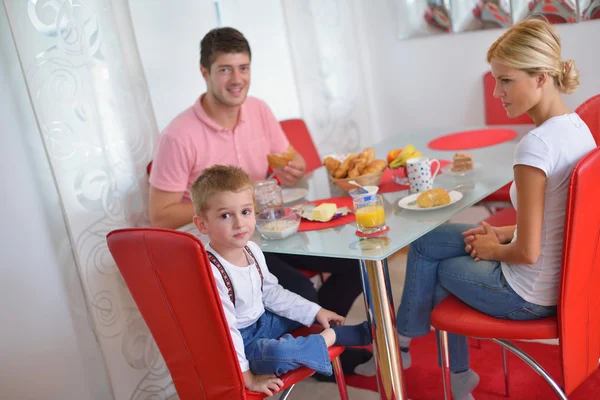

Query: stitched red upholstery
left=484, top=72, right=534, bottom=125
left=106, top=228, right=344, bottom=399
left=431, top=146, right=600, bottom=395
left=280, top=119, right=321, bottom=174
left=575, top=94, right=600, bottom=146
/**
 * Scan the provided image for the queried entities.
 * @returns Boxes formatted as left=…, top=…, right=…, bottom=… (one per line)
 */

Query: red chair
left=575, top=94, right=600, bottom=146
left=280, top=119, right=322, bottom=174
left=431, top=146, right=600, bottom=399
left=106, top=228, right=348, bottom=400
left=483, top=205, right=517, bottom=228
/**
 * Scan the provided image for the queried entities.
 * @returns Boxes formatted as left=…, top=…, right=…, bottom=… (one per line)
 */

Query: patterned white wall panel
left=3, top=0, right=174, bottom=398
left=282, top=0, right=376, bottom=156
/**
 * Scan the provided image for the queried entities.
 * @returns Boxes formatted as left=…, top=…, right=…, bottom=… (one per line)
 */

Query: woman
left=357, top=18, right=595, bottom=400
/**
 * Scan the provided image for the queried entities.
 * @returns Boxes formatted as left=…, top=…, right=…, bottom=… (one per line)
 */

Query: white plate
left=398, top=190, right=463, bottom=211
left=441, top=162, right=481, bottom=176
left=282, top=188, right=309, bottom=204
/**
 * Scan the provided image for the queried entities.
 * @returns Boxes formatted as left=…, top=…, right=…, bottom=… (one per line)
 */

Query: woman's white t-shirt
left=501, top=113, right=596, bottom=306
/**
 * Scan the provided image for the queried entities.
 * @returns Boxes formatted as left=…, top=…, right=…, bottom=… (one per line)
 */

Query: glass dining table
left=183, top=125, right=530, bottom=399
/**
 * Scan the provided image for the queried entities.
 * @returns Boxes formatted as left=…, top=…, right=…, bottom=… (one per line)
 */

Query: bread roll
left=417, top=188, right=451, bottom=208
left=268, top=147, right=296, bottom=170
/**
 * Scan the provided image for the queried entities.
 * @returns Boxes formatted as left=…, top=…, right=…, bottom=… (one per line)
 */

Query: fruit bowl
left=387, top=165, right=409, bottom=185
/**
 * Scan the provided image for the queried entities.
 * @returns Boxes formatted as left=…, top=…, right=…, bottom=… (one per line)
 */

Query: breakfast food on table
left=267, top=147, right=296, bottom=170
left=388, top=144, right=423, bottom=169
left=291, top=203, right=352, bottom=222
left=451, top=152, right=474, bottom=172
left=311, top=203, right=338, bottom=222
left=324, top=146, right=386, bottom=180
left=417, top=188, right=451, bottom=208
left=324, top=156, right=341, bottom=173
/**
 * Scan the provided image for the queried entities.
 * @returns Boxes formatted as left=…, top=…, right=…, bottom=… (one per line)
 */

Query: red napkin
left=296, top=197, right=355, bottom=232
left=379, top=160, right=452, bottom=194
left=427, top=128, right=517, bottom=151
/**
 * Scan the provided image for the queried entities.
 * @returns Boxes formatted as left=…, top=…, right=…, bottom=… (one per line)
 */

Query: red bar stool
left=431, top=146, right=600, bottom=399
left=107, top=228, right=349, bottom=400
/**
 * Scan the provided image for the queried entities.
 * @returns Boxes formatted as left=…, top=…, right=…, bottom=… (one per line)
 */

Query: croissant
left=333, top=153, right=358, bottom=179
left=324, top=156, right=341, bottom=173
left=348, top=161, right=367, bottom=178
left=267, top=147, right=296, bottom=170
left=362, top=159, right=386, bottom=175
left=417, top=188, right=451, bottom=208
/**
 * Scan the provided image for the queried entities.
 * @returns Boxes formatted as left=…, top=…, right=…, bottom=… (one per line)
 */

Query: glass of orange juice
left=353, top=194, right=386, bottom=234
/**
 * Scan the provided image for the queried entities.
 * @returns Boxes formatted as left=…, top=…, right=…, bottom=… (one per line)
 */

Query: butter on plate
left=311, top=203, right=337, bottom=222
left=291, top=203, right=351, bottom=222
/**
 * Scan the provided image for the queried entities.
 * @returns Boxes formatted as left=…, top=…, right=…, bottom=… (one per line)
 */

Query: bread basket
left=329, top=171, right=384, bottom=193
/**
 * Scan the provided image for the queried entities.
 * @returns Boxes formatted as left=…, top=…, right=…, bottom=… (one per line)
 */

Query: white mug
left=406, top=157, right=441, bottom=193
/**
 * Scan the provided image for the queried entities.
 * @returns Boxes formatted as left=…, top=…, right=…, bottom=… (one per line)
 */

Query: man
left=148, top=28, right=368, bottom=375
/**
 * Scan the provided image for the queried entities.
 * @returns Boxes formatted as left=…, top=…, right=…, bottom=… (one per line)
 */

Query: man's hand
left=277, top=160, right=305, bottom=186
left=468, top=221, right=501, bottom=261
left=315, top=308, right=345, bottom=329
left=243, top=370, right=283, bottom=396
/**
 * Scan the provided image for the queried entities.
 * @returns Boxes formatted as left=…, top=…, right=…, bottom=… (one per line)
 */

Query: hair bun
left=558, top=59, right=580, bottom=94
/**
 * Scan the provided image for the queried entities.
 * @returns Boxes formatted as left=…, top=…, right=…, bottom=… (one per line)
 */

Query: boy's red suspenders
left=206, top=245, right=264, bottom=304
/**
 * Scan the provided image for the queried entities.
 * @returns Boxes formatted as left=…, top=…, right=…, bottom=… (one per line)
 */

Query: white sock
left=451, top=369, right=479, bottom=400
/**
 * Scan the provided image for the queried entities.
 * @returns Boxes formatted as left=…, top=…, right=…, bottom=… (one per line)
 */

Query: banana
left=389, top=144, right=421, bottom=168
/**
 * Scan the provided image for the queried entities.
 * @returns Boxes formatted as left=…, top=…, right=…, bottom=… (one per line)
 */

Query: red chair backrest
left=106, top=228, right=246, bottom=400
left=483, top=71, right=534, bottom=125
left=280, top=119, right=321, bottom=174
left=558, top=146, right=600, bottom=394
left=575, top=94, right=600, bottom=146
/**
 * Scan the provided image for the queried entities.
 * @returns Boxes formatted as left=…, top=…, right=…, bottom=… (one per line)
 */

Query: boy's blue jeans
left=396, top=223, right=557, bottom=372
left=240, top=311, right=332, bottom=376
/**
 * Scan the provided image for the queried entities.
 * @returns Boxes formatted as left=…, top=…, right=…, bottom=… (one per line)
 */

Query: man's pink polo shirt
left=149, top=95, right=289, bottom=202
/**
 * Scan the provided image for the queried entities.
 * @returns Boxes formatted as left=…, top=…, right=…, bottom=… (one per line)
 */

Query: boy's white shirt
left=206, top=241, right=321, bottom=372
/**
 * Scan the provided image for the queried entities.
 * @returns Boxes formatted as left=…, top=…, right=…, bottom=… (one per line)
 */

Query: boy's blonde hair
left=190, top=165, right=254, bottom=216
left=486, top=17, right=579, bottom=94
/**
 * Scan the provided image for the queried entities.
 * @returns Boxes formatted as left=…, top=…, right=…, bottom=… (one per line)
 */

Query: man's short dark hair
left=200, top=27, right=251, bottom=70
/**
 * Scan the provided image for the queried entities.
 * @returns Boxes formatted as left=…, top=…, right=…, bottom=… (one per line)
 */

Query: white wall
left=0, top=7, right=112, bottom=400
left=129, top=0, right=302, bottom=132
left=356, top=0, right=600, bottom=138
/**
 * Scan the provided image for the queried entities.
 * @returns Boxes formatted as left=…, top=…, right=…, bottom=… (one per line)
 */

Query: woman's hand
left=466, top=221, right=501, bottom=261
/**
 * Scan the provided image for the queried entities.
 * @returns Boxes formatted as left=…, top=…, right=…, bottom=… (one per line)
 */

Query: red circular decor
left=427, top=129, right=517, bottom=151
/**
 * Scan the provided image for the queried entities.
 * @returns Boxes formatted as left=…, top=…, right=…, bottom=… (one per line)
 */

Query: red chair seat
left=481, top=182, right=511, bottom=203
left=431, top=296, right=558, bottom=340
left=483, top=206, right=517, bottom=227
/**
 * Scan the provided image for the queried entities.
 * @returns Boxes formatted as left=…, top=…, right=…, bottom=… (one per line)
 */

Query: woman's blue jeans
left=240, top=311, right=332, bottom=376
left=396, top=223, right=556, bottom=372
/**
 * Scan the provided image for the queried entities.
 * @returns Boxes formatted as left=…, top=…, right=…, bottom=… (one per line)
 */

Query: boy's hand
left=315, top=308, right=345, bottom=328
left=243, top=370, right=283, bottom=396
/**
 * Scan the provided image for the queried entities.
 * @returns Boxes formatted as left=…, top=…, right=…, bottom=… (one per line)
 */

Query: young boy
left=190, top=165, right=371, bottom=396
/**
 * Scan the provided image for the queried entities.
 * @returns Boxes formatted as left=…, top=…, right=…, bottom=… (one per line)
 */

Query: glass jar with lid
left=254, top=179, right=284, bottom=217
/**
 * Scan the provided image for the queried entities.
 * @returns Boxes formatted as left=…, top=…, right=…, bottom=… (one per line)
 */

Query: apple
left=387, top=149, right=401, bottom=165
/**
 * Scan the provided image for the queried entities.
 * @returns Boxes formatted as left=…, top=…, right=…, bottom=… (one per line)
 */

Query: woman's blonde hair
left=486, top=17, right=579, bottom=94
